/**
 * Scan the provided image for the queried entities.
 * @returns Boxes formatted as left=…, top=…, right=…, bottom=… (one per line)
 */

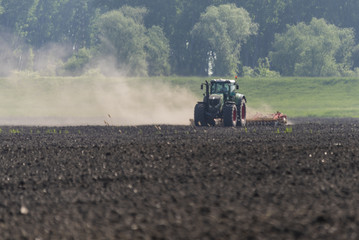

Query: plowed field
left=0, top=118, right=358, bottom=239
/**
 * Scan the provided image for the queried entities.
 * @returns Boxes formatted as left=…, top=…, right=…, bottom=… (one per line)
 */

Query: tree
left=146, top=26, right=170, bottom=76
left=0, top=0, right=33, bottom=31
left=59, top=0, right=96, bottom=50
left=63, top=47, right=91, bottom=75
left=2, top=0, right=359, bottom=76
left=94, top=6, right=170, bottom=76
left=237, top=0, right=291, bottom=67
left=18, top=0, right=95, bottom=49
left=0, top=0, right=3, bottom=15
left=190, top=4, right=258, bottom=76
left=95, top=7, right=148, bottom=76
left=269, top=18, right=356, bottom=76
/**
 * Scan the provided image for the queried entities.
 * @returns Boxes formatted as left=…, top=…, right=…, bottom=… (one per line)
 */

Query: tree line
left=1, top=0, right=359, bottom=77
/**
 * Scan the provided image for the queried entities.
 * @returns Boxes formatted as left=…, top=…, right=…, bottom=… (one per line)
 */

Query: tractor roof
left=210, top=79, right=236, bottom=84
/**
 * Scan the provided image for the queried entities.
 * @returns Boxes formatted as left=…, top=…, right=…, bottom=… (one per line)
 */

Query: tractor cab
left=210, top=79, right=238, bottom=101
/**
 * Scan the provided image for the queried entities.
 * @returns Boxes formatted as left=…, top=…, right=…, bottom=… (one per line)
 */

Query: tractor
left=194, top=79, right=247, bottom=127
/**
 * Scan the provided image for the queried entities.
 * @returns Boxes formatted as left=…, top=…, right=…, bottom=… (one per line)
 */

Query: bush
left=63, top=48, right=91, bottom=75
left=242, top=58, right=280, bottom=78
left=270, top=18, right=356, bottom=77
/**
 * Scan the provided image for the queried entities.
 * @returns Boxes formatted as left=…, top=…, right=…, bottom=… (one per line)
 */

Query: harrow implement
left=247, top=111, right=288, bottom=126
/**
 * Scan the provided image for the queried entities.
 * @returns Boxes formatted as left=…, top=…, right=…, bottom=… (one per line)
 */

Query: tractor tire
left=223, top=104, right=237, bottom=127
left=237, top=99, right=247, bottom=127
left=194, top=103, right=207, bottom=126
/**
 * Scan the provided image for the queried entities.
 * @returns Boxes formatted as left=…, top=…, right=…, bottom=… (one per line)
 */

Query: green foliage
left=0, top=0, right=3, bottom=15
left=146, top=26, right=171, bottom=76
left=270, top=18, right=356, bottom=77
left=94, top=6, right=170, bottom=76
left=190, top=4, right=258, bottom=76
left=243, top=58, right=280, bottom=78
left=351, top=44, right=359, bottom=71
left=63, top=48, right=92, bottom=75
left=2, top=1, right=359, bottom=77
left=9, top=129, right=20, bottom=134
left=95, top=7, right=148, bottom=76
left=12, top=0, right=95, bottom=48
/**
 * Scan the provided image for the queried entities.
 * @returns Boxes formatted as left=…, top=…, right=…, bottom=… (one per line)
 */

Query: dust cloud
left=0, top=76, right=197, bottom=126
left=246, top=104, right=276, bottom=120
left=0, top=28, right=201, bottom=127
left=0, top=31, right=197, bottom=126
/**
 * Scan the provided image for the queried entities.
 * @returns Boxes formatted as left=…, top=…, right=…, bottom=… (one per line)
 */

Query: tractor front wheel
left=237, top=99, right=247, bottom=127
left=223, top=104, right=237, bottom=127
left=194, top=103, right=207, bottom=126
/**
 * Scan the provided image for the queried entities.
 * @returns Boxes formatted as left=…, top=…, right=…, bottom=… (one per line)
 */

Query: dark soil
left=0, top=118, right=358, bottom=239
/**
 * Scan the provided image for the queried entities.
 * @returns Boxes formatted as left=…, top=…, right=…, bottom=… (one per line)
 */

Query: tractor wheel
left=194, top=103, right=207, bottom=126
left=237, top=99, right=247, bottom=127
left=223, top=104, right=237, bottom=127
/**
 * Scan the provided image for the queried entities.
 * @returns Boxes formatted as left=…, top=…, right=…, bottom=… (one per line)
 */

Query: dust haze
left=0, top=31, right=198, bottom=126
left=0, top=76, right=197, bottom=126
left=246, top=104, right=275, bottom=120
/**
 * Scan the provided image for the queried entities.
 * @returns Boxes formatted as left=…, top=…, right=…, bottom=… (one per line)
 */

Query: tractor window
left=210, top=83, right=229, bottom=94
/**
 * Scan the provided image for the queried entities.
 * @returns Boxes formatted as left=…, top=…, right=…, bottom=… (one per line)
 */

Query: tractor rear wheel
left=237, top=99, right=247, bottom=127
left=223, top=104, right=237, bottom=127
left=194, top=103, right=207, bottom=126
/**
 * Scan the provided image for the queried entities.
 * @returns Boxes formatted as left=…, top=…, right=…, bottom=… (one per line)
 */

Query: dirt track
left=0, top=118, right=358, bottom=239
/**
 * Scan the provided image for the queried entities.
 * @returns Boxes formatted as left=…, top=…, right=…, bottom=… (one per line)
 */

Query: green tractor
left=194, top=79, right=247, bottom=127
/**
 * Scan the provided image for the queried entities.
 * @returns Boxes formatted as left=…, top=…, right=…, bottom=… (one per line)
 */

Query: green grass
left=158, top=76, right=359, bottom=118
left=239, top=77, right=359, bottom=118
left=0, top=75, right=358, bottom=118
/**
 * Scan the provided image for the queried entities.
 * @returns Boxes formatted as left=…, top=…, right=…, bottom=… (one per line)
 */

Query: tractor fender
left=239, top=94, right=247, bottom=102
left=235, top=93, right=247, bottom=104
